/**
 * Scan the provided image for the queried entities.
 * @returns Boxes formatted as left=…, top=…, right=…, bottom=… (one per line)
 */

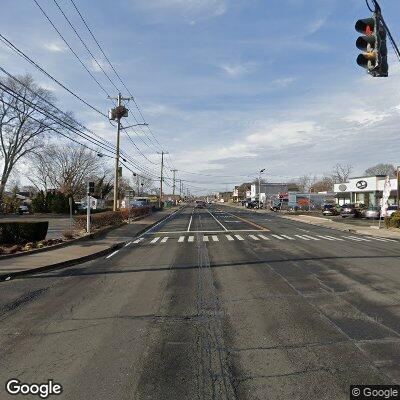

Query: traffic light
left=355, top=12, right=388, bottom=77
left=88, top=181, right=95, bottom=194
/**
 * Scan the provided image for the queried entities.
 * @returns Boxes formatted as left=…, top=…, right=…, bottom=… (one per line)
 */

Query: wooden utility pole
left=171, top=169, right=178, bottom=196
left=158, top=151, right=168, bottom=208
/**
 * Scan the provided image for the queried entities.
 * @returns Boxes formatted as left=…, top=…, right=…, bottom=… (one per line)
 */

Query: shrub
left=62, top=230, right=74, bottom=240
left=0, top=221, right=49, bottom=245
left=120, top=207, right=151, bottom=220
left=74, top=211, right=124, bottom=231
left=387, top=211, right=400, bottom=228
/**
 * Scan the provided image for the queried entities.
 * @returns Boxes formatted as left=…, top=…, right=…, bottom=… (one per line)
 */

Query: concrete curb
left=0, top=207, right=182, bottom=282
left=0, top=222, right=128, bottom=261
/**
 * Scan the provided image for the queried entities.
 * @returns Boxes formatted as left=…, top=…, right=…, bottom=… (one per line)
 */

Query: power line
left=33, top=0, right=112, bottom=98
left=0, top=33, right=108, bottom=118
left=68, top=0, right=170, bottom=155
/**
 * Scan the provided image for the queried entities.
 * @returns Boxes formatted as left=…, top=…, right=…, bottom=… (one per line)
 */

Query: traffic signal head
left=355, top=13, right=388, bottom=77
left=88, top=181, right=95, bottom=194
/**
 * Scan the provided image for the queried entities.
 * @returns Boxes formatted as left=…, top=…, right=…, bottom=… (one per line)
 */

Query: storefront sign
left=356, top=180, right=368, bottom=189
left=339, top=184, right=347, bottom=192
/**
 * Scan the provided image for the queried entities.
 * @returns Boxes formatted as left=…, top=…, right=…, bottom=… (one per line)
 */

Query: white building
left=334, top=175, right=399, bottom=206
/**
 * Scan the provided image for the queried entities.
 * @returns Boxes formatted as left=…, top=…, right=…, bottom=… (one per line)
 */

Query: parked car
left=386, top=205, right=399, bottom=218
left=340, top=203, right=366, bottom=218
left=18, top=204, right=30, bottom=215
left=365, top=206, right=381, bottom=219
left=245, top=200, right=259, bottom=209
left=322, top=204, right=340, bottom=216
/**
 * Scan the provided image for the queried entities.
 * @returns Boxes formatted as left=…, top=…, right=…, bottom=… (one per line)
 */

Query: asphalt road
left=1, top=204, right=400, bottom=399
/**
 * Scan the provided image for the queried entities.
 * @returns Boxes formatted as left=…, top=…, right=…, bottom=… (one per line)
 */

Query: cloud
left=219, top=62, right=258, bottom=77
left=90, top=58, right=111, bottom=73
left=43, top=42, right=65, bottom=53
left=131, top=0, right=227, bottom=22
left=272, top=77, right=295, bottom=87
left=307, top=17, right=327, bottom=35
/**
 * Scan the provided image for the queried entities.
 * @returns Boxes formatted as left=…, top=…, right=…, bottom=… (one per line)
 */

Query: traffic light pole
left=86, top=181, right=91, bottom=234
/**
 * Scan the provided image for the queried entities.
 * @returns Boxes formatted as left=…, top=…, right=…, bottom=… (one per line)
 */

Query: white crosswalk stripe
left=271, top=234, right=284, bottom=240
left=295, top=235, right=310, bottom=241
left=249, top=234, right=260, bottom=240
left=137, top=233, right=398, bottom=245
left=302, top=235, right=320, bottom=241
left=280, top=234, right=295, bottom=240
left=258, top=234, right=270, bottom=240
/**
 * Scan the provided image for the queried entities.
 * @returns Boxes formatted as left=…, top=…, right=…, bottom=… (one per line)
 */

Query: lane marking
left=249, top=234, right=260, bottom=241
left=226, top=235, right=234, bottom=241
left=323, top=235, right=344, bottom=241
left=302, top=235, right=320, bottom=241
left=367, top=236, right=397, bottom=242
left=150, top=237, right=160, bottom=244
left=203, top=236, right=209, bottom=242
left=133, top=238, right=144, bottom=244
left=206, top=208, right=228, bottom=231
left=143, top=206, right=183, bottom=235
left=156, top=229, right=265, bottom=234
left=295, top=235, right=310, bottom=241
left=106, top=250, right=119, bottom=259
left=161, top=237, right=169, bottom=243
left=343, top=236, right=369, bottom=242
left=220, top=209, right=269, bottom=231
left=125, top=241, right=132, bottom=247
left=280, top=234, right=295, bottom=240
left=188, top=236, right=194, bottom=242
left=212, top=235, right=219, bottom=242
left=271, top=234, right=284, bottom=240
left=316, top=235, right=335, bottom=241
left=235, top=235, right=244, bottom=241
left=187, top=215, right=193, bottom=232
left=178, top=236, right=185, bottom=243
left=258, top=234, right=270, bottom=240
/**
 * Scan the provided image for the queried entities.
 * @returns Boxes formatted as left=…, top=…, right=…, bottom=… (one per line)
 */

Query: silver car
left=386, top=205, right=399, bottom=218
left=365, top=206, right=380, bottom=219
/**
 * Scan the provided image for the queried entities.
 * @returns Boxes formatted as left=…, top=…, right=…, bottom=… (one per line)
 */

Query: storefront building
left=334, top=175, right=399, bottom=207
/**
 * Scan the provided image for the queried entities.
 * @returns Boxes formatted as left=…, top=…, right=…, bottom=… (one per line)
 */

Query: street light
left=259, top=169, right=266, bottom=209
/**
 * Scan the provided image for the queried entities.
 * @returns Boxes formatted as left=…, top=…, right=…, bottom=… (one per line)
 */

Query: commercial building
left=250, top=182, right=297, bottom=206
left=334, top=175, right=399, bottom=207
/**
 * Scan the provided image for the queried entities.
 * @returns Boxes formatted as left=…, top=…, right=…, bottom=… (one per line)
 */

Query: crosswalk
left=132, top=233, right=398, bottom=245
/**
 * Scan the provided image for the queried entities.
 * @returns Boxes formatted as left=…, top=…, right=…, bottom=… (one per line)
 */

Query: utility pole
left=158, top=151, right=169, bottom=209
left=108, top=93, right=147, bottom=211
left=258, top=169, right=266, bottom=209
left=171, top=169, right=178, bottom=196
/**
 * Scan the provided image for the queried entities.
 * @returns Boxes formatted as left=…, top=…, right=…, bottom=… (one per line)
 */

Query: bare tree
left=311, top=176, right=334, bottom=192
left=0, top=74, right=58, bottom=199
left=365, top=163, right=396, bottom=177
left=135, top=174, right=154, bottom=196
left=28, top=152, right=51, bottom=192
left=331, top=163, right=353, bottom=184
left=297, top=174, right=312, bottom=192
left=31, top=144, right=104, bottom=198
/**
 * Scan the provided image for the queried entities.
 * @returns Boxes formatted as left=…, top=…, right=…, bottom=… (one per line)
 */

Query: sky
left=1, top=0, right=400, bottom=194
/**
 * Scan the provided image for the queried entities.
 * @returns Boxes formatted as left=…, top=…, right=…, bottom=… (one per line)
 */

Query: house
left=80, top=196, right=106, bottom=210
left=233, top=183, right=252, bottom=202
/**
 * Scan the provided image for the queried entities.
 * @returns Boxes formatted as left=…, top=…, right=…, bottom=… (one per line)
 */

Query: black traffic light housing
left=355, top=12, right=388, bottom=77
left=88, top=181, right=95, bottom=195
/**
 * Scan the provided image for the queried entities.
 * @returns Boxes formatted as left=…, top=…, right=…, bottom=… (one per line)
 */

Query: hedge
left=74, top=207, right=151, bottom=231
left=385, top=211, right=400, bottom=229
left=0, top=221, right=49, bottom=245
left=74, top=211, right=124, bottom=231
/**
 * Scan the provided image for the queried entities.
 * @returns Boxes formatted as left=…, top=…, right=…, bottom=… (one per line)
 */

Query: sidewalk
left=281, top=214, right=400, bottom=239
left=0, top=207, right=180, bottom=281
